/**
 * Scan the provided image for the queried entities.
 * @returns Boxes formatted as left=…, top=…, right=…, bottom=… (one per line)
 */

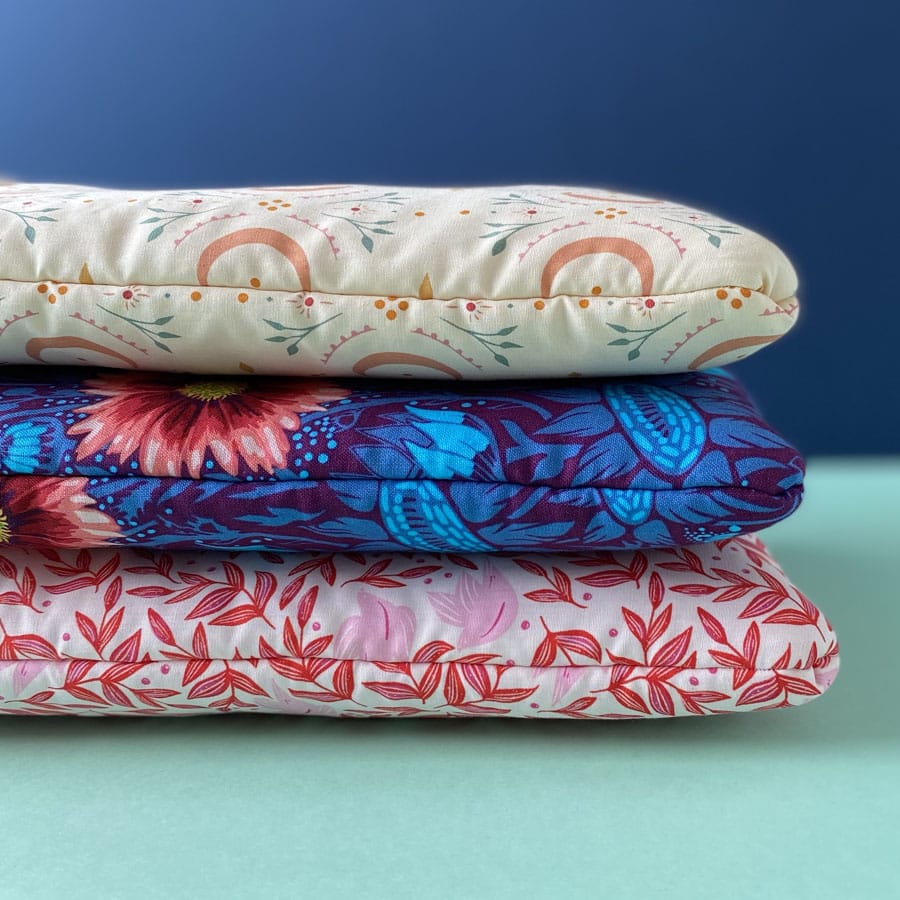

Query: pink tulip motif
left=334, top=591, right=417, bottom=661
left=552, top=666, right=586, bottom=705
left=1, top=660, right=44, bottom=696
left=427, top=564, right=518, bottom=648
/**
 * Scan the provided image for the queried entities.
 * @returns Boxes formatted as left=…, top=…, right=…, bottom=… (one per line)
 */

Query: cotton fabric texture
left=0, top=536, right=837, bottom=717
left=0, top=182, right=797, bottom=378
left=0, top=367, right=802, bottom=552
left=0, top=180, right=834, bottom=720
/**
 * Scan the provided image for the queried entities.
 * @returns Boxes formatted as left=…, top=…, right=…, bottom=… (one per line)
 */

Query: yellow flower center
left=178, top=381, right=247, bottom=402
left=0, top=509, right=10, bottom=544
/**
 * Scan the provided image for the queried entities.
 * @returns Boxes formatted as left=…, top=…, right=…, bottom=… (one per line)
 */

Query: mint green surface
left=0, top=459, right=897, bottom=900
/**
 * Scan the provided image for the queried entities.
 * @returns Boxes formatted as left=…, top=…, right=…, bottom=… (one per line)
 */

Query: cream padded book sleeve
left=0, top=183, right=797, bottom=378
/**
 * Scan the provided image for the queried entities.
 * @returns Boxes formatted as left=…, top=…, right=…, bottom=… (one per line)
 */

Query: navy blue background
left=1, top=1, right=897, bottom=454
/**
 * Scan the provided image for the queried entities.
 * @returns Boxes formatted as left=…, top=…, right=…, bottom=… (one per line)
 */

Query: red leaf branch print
left=0, top=562, right=38, bottom=611
left=0, top=626, right=59, bottom=660
left=657, top=548, right=709, bottom=576
left=0, top=537, right=838, bottom=718
left=574, top=552, right=648, bottom=590
left=147, top=608, right=176, bottom=646
left=530, top=618, right=603, bottom=667
left=340, top=559, right=442, bottom=589
left=523, top=566, right=583, bottom=607
left=701, top=609, right=761, bottom=689
left=363, top=641, right=455, bottom=703
left=43, top=552, right=121, bottom=595
left=187, top=664, right=269, bottom=705
left=648, top=627, right=692, bottom=667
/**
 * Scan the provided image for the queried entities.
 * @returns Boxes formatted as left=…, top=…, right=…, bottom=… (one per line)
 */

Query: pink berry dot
left=351, top=206, right=360, bottom=212
left=192, top=199, right=202, bottom=203
left=708, top=667, right=718, bottom=674
left=443, top=572, right=452, bottom=578
left=506, top=659, right=515, bottom=666
left=466, top=301, right=476, bottom=311
left=304, top=296, right=314, bottom=307
left=520, top=620, right=530, bottom=630
left=122, top=289, right=133, bottom=299
left=527, top=209, right=536, bottom=215
left=582, top=592, right=592, bottom=601
left=712, top=555, right=721, bottom=561
left=312, top=622, right=321, bottom=631
left=161, top=664, right=170, bottom=675
left=645, top=298, right=655, bottom=308
left=62, top=632, right=70, bottom=641
left=609, top=628, right=618, bottom=637
left=141, top=677, right=151, bottom=685
left=530, top=702, right=539, bottom=708
left=689, top=676, right=699, bottom=686
left=42, top=600, right=51, bottom=608
left=424, top=578, right=432, bottom=584
left=742, top=568, right=751, bottom=575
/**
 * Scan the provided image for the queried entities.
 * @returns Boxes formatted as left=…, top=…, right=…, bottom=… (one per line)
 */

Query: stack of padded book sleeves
left=0, top=182, right=838, bottom=717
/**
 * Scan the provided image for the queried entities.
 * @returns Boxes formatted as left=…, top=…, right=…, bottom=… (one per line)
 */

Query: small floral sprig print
left=489, top=192, right=560, bottom=210
left=97, top=305, right=181, bottom=354
left=606, top=311, right=686, bottom=361
left=480, top=192, right=562, bottom=256
left=265, top=313, right=342, bottom=356
left=661, top=216, right=740, bottom=248
left=141, top=204, right=222, bottom=242
left=480, top=219, right=561, bottom=256
left=324, top=191, right=407, bottom=253
left=440, top=318, right=522, bottom=367
left=0, top=206, right=59, bottom=244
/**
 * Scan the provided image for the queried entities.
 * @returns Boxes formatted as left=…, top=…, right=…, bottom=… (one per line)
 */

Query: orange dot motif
left=595, top=207, right=627, bottom=219
left=36, top=282, right=67, bottom=303
left=716, top=286, right=754, bottom=310
left=190, top=291, right=202, bottom=301
left=375, top=297, right=409, bottom=319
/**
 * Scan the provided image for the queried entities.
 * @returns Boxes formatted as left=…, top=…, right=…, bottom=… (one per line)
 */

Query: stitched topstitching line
left=8, top=654, right=828, bottom=675
left=0, top=473, right=801, bottom=503
left=0, top=276, right=796, bottom=307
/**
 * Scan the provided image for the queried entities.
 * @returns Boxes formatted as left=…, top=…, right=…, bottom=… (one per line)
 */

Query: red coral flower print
left=1, top=477, right=119, bottom=547
left=67, top=374, right=351, bottom=478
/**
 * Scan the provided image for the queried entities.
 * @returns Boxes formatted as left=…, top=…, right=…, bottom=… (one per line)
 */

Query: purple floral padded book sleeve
left=0, top=367, right=802, bottom=552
